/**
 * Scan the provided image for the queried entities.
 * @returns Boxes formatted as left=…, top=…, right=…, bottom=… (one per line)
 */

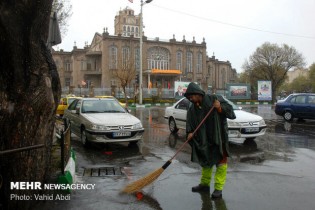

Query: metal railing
left=55, top=118, right=71, bottom=175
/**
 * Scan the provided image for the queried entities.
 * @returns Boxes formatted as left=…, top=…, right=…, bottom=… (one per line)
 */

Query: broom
left=121, top=105, right=215, bottom=193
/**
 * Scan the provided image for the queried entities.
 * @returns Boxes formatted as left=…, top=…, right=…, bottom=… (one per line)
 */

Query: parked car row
left=60, top=92, right=314, bottom=147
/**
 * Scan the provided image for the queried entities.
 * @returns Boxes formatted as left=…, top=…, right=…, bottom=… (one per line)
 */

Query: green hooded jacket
left=184, top=83, right=236, bottom=167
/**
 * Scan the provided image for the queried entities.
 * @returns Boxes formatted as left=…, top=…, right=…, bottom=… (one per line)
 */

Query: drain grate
left=83, top=167, right=124, bottom=177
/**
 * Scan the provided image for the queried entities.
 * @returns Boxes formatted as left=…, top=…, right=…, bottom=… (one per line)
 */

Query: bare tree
left=52, top=0, right=72, bottom=37
left=0, top=1, right=60, bottom=209
left=112, top=48, right=137, bottom=107
left=242, top=42, right=305, bottom=102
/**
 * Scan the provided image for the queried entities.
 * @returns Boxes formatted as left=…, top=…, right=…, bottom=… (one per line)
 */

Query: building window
left=64, top=62, right=71, bottom=71
left=122, top=46, right=130, bottom=68
left=147, top=47, right=170, bottom=70
left=123, top=26, right=126, bottom=36
left=81, top=60, right=86, bottom=70
left=131, top=27, right=134, bottom=36
left=196, top=52, right=202, bottom=73
left=111, top=79, right=117, bottom=86
left=186, top=52, right=193, bottom=73
left=65, top=78, right=71, bottom=87
left=135, top=27, right=139, bottom=37
left=109, top=46, right=117, bottom=69
left=176, top=51, right=182, bottom=70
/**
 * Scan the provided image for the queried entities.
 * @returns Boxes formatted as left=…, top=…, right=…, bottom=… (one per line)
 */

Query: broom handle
left=169, top=105, right=215, bottom=161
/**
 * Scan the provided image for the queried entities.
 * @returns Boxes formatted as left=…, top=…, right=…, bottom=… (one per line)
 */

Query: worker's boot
left=192, top=184, right=210, bottom=192
left=211, top=189, right=222, bottom=198
left=193, top=167, right=212, bottom=193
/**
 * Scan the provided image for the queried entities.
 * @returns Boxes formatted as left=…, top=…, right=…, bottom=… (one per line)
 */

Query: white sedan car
left=164, top=96, right=267, bottom=142
left=64, top=98, right=144, bottom=146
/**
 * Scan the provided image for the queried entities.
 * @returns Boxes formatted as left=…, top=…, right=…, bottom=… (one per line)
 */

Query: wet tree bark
left=0, top=1, right=60, bottom=209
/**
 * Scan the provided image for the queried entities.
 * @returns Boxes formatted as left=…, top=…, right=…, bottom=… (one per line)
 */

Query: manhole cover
left=83, top=167, right=124, bottom=177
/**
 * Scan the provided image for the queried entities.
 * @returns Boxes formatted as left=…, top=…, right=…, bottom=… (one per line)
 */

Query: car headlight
left=91, top=125, right=109, bottom=130
left=132, top=122, right=143, bottom=129
left=259, top=120, right=266, bottom=126
left=228, top=121, right=241, bottom=127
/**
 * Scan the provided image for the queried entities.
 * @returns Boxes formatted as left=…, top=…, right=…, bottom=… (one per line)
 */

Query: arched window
left=176, top=51, right=182, bottom=70
left=147, top=47, right=170, bottom=70
left=123, top=26, right=126, bottom=36
left=122, top=46, right=130, bottom=68
left=131, top=27, right=134, bottom=34
left=186, top=52, right=193, bottom=73
left=135, top=27, right=139, bottom=37
left=109, top=46, right=117, bottom=69
left=197, top=52, right=202, bottom=73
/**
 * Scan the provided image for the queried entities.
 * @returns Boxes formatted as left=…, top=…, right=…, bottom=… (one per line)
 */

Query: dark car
left=275, top=93, right=315, bottom=121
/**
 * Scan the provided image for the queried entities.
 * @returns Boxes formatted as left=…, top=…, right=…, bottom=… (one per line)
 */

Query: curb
left=236, top=101, right=271, bottom=105
left=129, top=101, right=273, bottom=107
left=58, top=148, right=76, bottom=193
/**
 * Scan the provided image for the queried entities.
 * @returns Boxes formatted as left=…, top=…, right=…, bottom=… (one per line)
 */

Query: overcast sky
left=55, top=0, right=315, bottom=73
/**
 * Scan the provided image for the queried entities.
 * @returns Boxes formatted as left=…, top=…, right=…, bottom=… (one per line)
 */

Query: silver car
left=164, top=96, right=267, bottom=142
left=64, top=98, right=144, bottom=146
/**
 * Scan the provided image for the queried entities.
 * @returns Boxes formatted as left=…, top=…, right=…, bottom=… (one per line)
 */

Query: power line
left=152, top=4, right=315, bottom=40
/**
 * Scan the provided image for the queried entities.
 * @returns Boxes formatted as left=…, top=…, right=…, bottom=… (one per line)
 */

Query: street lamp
left=139, top=0, right=153, bottom=104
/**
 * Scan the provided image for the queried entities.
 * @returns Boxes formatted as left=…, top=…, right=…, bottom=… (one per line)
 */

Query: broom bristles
left=121, top=167, right=164, bottom=193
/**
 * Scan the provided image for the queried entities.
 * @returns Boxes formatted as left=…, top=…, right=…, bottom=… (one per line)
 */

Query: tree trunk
left=0, top=1, right=60, bottom=209
left=122, top=86, right=128, bottom=107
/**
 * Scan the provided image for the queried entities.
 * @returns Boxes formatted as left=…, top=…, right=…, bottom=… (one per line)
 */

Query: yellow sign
left=151, top=69, right=181, bottom=74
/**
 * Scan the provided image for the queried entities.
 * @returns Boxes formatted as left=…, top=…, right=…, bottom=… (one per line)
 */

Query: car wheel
left=81, top=128, right=90, bottom=147
left=169, top=118, right=179, bottom=134
left=283, top=111, right=293, bottom=121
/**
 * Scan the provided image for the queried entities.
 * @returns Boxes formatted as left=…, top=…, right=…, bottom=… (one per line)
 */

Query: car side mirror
left=75, top=107, right=80, bottom=114
left=238, top=107, right=242, bottom=110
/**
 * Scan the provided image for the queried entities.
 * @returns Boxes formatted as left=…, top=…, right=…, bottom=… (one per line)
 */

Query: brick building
left=52, top=7, right=237, bottom=97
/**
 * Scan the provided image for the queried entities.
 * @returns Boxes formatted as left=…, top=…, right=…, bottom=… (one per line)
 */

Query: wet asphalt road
left=36, top=105, right=315, bottom=210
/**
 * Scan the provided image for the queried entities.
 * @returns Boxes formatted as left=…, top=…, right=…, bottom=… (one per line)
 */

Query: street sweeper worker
left=184, top=82, right=236, bottom=198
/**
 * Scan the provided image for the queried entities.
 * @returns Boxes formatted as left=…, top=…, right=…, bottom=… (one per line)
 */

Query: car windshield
left=81, top=99, right=126, bottom=113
